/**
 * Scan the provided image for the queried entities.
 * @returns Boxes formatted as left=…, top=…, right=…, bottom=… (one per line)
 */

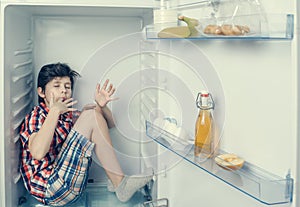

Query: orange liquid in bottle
left=194, top=109, right=213, bottom=157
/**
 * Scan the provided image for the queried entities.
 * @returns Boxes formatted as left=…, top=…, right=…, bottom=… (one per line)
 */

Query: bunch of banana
left=158, top=15, right=199, bottom=38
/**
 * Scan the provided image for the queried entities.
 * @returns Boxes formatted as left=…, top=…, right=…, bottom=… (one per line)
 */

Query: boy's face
left=38, top=76, right=72, bottom=107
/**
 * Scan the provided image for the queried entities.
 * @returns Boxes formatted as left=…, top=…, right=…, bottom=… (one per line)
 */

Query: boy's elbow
left=33, top=154, right=45, bottom=161
left=28, top=139, right=48, bottom=160
left=30, top=150, right=46, bottom=160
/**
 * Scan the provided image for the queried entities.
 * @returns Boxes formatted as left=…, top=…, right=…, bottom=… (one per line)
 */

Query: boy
left=19, top=63, right=152, bottom=206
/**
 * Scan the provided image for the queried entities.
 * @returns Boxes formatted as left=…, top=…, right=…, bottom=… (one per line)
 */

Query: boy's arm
left=95, top=104, right=115, bottom=128
left=102, top=105, right=115, bottom=128
left=94, top=79, right=118, bottom=128
left=28, top=108, right=61, bottom=160
left=29, top=95, right=77, bottom=160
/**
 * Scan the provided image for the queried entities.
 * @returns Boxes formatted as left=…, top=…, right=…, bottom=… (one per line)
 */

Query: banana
left=158, top=26, right=191, bottom=38
left=178, top=15, right=199, bottom=37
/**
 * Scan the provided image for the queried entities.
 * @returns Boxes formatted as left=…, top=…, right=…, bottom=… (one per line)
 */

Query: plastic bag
left=197, top=0, right=267, bottom=36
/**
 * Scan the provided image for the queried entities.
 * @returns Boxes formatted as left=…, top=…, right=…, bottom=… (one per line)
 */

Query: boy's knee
left=78, top=109, right=96, bottom=122
left=81, top=108, right=94, bottom=115
left=80, top=109, right=104, bottom=120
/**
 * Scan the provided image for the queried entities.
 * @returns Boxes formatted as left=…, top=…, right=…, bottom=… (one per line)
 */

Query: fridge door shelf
left=145, top=13, right=294, bottom=40
left=145, top=121, right=294, bottom=205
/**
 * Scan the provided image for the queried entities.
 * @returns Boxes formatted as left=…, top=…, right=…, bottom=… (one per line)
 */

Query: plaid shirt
left=19, top=102, right=80, bottom=203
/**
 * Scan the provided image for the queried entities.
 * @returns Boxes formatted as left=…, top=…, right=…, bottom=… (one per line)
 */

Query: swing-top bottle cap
left=200, top=91, right=209, bottom=97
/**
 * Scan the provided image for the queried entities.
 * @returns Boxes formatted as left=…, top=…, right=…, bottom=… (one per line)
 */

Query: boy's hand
left=49, top=93, right=78, bottom=114
left=95, top=79, right=118, bottom=108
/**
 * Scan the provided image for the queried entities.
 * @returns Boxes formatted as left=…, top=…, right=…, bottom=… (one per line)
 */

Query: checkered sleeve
left=20, top=107, right=45, bottom=147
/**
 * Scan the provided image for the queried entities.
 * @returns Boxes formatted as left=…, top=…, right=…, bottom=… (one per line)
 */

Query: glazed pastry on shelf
left=204, top=24, right=250, bottom=36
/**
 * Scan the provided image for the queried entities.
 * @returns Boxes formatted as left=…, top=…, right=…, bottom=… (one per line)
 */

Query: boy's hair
left=37, top=63, right=81, bottom=103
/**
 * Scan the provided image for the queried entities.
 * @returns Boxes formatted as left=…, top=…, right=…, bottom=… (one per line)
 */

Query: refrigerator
left=0, top=0, right=298, bottom=206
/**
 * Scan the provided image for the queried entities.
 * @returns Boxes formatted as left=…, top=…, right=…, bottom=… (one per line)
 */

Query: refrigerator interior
left=1, top=3, right=155, bottom=207
left=0, top=0, right=299, bottom=207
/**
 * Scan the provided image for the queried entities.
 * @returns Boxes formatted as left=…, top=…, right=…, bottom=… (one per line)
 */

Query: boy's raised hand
left=49, top=93, right=78, bottom=114
left=95, top=79, right=118, bottom=108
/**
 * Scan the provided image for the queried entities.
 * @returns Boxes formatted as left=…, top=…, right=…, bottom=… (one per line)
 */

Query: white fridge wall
left=199, top=42, right=295, bottom=175
left=2, top=6, right=34, bottom=207
left=33, top=15, right=145, bottom=74
left=296, top=2, right=300, bottom=207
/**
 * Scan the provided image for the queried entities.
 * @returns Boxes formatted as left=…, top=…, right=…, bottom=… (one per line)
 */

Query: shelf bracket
left=285, top=170, right=294, bottom=203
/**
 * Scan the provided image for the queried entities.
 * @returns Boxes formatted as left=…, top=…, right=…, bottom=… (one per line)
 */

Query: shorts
left=44, top=129, right=95, bottom=206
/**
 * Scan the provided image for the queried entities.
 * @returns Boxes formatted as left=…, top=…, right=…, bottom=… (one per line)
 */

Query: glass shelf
left=153, top=0, right=210, bottom=10
left=145, top=121, right=294, bottom=205
left=145, top=14, right=294, bottom=40
left=19, top=183, right=151, bottom=207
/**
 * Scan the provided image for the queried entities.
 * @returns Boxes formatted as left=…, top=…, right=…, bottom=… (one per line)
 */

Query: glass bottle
left=194, top=91, right=215, bottom=159
left=153, top=0, right=178, bottom=31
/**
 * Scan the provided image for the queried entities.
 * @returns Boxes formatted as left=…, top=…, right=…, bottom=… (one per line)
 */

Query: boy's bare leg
left=73, top=108, right=153, bottom=202
left=73, top=109, right=123, bottom=187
